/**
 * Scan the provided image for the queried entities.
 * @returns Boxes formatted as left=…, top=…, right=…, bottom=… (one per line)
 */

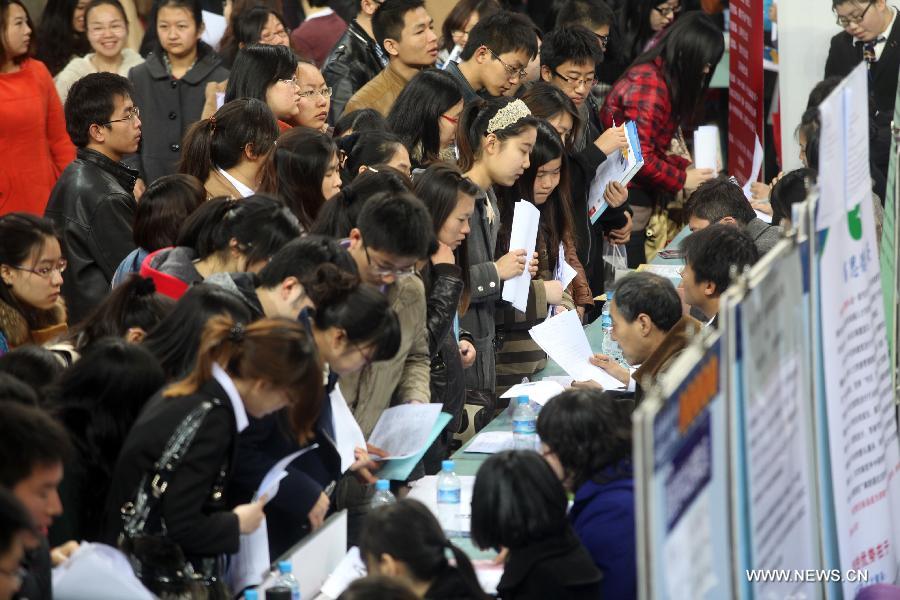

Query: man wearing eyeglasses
left=445, top=11, right=538, bottom=103
left=44, top=73, right=140, bottom=323
left=825, top=0, right=900, bottom=187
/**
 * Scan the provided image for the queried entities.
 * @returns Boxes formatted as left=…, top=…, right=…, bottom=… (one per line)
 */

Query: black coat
left=496, top=527, right=603, bottom=600
left=322, top=20, right=388, bottom=123
left=128, top=43, right=228, bottom=183
left=44, top=148, right=138, bottom=324
left=824, top=16, right=900, bottom=182
left=101, top=379, right=241, bottom=558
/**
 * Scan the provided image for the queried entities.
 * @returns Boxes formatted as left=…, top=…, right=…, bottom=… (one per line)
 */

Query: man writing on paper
left=577, top=272, right=700, bottom=402
left=680, top=224, right=759, bottom=329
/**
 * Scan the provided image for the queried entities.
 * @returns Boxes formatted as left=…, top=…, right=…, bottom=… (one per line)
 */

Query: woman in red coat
left=600, top=12, right=722, bottom=265
left=0, top=0, right=76, bottom=216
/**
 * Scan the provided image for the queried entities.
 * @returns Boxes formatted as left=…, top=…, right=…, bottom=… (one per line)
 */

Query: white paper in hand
left=740, top=136, right=764, bottom=200
left=693, top=125, right=719, bottom=171
left=331, top=383, right=367, bottom=473
left=52, top=543, right=155, bottom=600
left=529, top=310, right=624, bottom=390
left=256, top=443, right=319, bottom=502
left=501, top=200, right=541, bottom=312
left=556, top=243, right=578, bottom=290
left=367, top=403, right=443, bottom=459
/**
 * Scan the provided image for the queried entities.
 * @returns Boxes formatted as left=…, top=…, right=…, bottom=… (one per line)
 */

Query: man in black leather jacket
left=45, top=73, right=140, bottom=324
left=322, top=0, right=388, bottom=123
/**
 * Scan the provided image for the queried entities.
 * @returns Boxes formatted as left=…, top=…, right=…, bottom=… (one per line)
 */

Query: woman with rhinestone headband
left=455, top=96, right=538, bottom=406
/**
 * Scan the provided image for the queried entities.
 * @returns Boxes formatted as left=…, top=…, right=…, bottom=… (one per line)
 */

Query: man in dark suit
left=825, top=0, right=900, bottom=190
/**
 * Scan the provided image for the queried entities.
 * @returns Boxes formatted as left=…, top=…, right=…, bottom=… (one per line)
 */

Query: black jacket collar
left=144, top=42, right=223, bottom=84
left=77, top=147, right=139, bottom=191
left=497, top=526, right=602, bottom=590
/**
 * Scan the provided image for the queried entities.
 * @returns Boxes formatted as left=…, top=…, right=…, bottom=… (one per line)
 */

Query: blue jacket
left=569, top=462, right=636, bottom=600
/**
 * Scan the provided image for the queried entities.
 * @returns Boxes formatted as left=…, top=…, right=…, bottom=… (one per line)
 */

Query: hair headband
left=486, top=99, right=532, bottom=135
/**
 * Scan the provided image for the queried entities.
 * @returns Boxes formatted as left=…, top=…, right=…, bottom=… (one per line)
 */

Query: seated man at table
left=685, top=176, right=783, bottom=256
left=581, top=272, right=700, bottom=402
left=680, top=223, right=759, bottom=328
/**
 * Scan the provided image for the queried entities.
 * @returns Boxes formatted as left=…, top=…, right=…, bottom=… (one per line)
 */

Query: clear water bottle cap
left=278, top=560, right=291, bottom=574
left=517, top=395, right=529, bottom=405
left=375, top=479, right=390, bottom=491
left=244, top=591, right=259, bottom=600
left=442, top=460, right=455, bottom=472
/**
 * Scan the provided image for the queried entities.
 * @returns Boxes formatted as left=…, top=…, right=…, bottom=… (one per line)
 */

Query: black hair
left=497, top=120, right=573, bottom=277
left=632, top=12, right=723, bottom=127
left=681, top=223, right=759, bottom=296
left=133, top=174, right=205, bottom=251
left=460, top=9, right=537, bottom=61
left=386, top=69, right=463, bottom=167
left=359, top=499, right=489, bottom=599
left=540, top=24, right=603, bottom=75
left=770, top=168, right=816, bottom=227
left=48, top=338, right=165, bottom=540
left=536, top=388, right=632, bottom=490
left=141, top=0, right=204, bottom=57
left=84, top=0, right=129, bottom=27
left=413, top=163, right=477, bottom=312
left=0, top=345, right=64, bottom=394
left=684, top=175, right=757, bottom=225
left=618, top=0, right=673, bottom=67
left=219, top=6, right=287, bottom=67
left=311, top=166, right=413, bottom=238
left=313, top=278, right=401, bottom=361
left=258, top=235, right=359, bottom=287
left=64, top=72, right=135, bottom=148
left=806, top=76, right=842, bottom=109
left=456, top=96, right=539, bottom=173
left=67, top=275, right=174, bottom=352
left=1, top=0, right=36, bottom=67
left=176, top=194, right=301, bottom=267
left=798, top=107, right=820, bottom=170
left=337, top=131, right=407, bottom=181
left=0, top=402, right=72, bottom=487
left=142, top=283, right=253, bottom=380
left=334, top=109, right=388, bottom=138
left=372, top=0, right=426, bottom=48
left=178, top=98, right=279, bottom=183
left=439, top=0, right=500, bottom=53
left=555, top=0, right=614, bottom=30
left=0, top=487, right=34, bottom=556
left=611, top=272, right=681, bottom=331
left=471, top=450, right=569, bottom=550
left=337, top=576, right=418, bottom=600
left=357, top=191, right=434, bottom=259
left=0, top=372, right=40, bottom=406
left=0, top=213, right=63, bottom=330
left=225, top=43, right=298, bottom=105
left=257, top=127, right=340, bottom=230
left=34, top=0, right=90, bottom=75
left=517, top=81, right=582, bottom=151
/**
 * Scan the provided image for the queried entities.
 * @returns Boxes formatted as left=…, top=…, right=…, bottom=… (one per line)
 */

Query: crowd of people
left=0, top=0, right=895, bottom=597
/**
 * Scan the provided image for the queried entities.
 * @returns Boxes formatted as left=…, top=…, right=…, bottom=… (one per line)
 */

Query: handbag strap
left=121, top=397, right=223, bottom=537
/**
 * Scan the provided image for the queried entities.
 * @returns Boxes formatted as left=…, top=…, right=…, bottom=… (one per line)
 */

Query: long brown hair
left=165, top=315, right=323, bottom=443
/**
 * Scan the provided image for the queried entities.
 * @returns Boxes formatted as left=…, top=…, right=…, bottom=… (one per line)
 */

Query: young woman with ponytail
left=103, top=315, right=323, bottom=596
left=310, top=166, right=412, bottom=239
left=230, top=235, right=403, bottom=558
left=455, top=96, right=538, bottom=401
left=140, top=194, right=301, bottom=300
left=178, top=97, right=280, bottom=199
left=360, top=498, right=489, bottom=600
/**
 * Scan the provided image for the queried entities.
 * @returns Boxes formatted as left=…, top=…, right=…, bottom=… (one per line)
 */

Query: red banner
left=728, top=0, right=765, bottom=184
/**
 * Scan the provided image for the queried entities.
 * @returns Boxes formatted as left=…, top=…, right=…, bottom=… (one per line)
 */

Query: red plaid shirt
left=600, top=57, right=689, bottom=196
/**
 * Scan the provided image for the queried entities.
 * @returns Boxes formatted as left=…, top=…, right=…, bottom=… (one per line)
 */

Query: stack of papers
left=693, top=125, right=719, bottom=171
left=52, top=543, right=154, bottom=599
left=367, top=404, right=453, bottom=481
left=529, top=310, right=625, bottom=390
left=587, top=121, right=644, bottom=224
left=501, top=201, right=541, bottom=312
left=465, top=431, right=518, bottom=454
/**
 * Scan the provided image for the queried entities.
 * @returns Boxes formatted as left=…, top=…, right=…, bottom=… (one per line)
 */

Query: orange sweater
left=0, top=58, right=76, bottom=215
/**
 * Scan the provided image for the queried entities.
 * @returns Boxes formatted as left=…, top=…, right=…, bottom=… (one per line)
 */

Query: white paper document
left=318, top=547, right=367, bottom=599
left=256, top=444, right=319, bottom=502
left=331, top=383, right=367, bottom=472
left=542, top=375, right=574, bottom=388
left=556, top=243, right=578, bottom=290
left=501, top=200, right=541, bottom=313
left=407, top=475, right=476, bottom=536
left=500, top=380, right=566, bottom=406
left=740, top=135, right=764, bottom=200
left=465, top=430, right=517, bottom=454
left=693, top=125, right=719, bottom=171
left=367, top=403, right=443, bottom=459
left=52, top=543, right=155, bottom=600
left=529, top=310, right=625, bottom=390
left=200, top=10, right=226, bottom=49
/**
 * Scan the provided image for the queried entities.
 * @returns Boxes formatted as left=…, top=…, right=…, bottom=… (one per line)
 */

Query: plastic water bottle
left=370, top=479, right=396, bottom=508
left=601, top=292, right=625, bottom=365
left=512, top=396, right=537, bottom=450
left=244, top=590, right=259, bottom=600
left=273, top=561, right=300, bottom=600
left=437, top=460, right=461, bottom=533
